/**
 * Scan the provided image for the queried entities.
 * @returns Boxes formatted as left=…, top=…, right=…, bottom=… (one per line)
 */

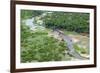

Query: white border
left=16, top=5, right=94, bottom=69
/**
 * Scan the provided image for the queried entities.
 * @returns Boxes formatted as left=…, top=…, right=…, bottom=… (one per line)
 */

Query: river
left=23, top=17, right=45, bottom=31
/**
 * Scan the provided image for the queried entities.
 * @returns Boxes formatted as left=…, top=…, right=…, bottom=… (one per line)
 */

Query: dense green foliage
left=43, top=12, right=89, bottom=33
left=21, top=10, right=89, bottom=33
left=21, top=10, right=43, bottom=19
left=20, top=10, right=89, bottom=62
left=21, top=24, right=67, bottom=62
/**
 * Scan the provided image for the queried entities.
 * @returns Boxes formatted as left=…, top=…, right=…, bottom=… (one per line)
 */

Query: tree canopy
left=21, top=10, right=90, bottom=33
left=43, top=12, right=89, bottom=33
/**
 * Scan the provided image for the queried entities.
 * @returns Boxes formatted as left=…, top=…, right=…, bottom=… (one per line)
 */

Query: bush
left=21, top=10, right=43, bottom=19
left=21, top=25, right=67, bottom=62
left=74, top=44, right=88, bottom=54
left=43, top=12, right=89, bottom=33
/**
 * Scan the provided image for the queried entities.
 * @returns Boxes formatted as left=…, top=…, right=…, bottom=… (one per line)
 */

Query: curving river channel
left=23, top=17, right=45, bottom=31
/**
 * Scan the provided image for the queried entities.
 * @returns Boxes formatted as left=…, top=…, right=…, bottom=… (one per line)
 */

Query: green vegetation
left=74, top=44, right=88, bottom=54
left=21, top=10, right=43, bottom=19
left=21, top=10, right=89, bottom=62
left=21, top=24, right=67, bottom=62
left=21, top=10, right=89, bottom=33
left=43, top=12, right=89, bottom=33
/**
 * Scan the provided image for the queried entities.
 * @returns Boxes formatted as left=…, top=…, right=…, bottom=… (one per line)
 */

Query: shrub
left=21, top=26, right=67, bottom=62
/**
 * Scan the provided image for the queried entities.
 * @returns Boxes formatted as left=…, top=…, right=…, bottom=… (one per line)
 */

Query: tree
left=43, top=11, right=89, bottom=33
left=21, top=10, right=43, bottom=19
